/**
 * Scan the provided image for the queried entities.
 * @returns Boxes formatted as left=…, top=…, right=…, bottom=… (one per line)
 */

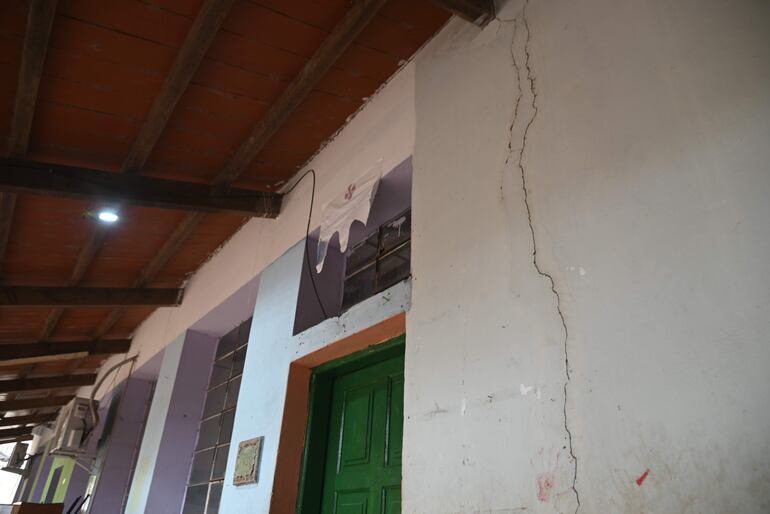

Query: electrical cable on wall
left=283, top=169, right=329, bottom=319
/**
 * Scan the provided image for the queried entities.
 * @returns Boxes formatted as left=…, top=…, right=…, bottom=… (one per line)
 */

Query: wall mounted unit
left=1, top=442, right=29, bottom=475
left=49, top=397, right=96, bottom=457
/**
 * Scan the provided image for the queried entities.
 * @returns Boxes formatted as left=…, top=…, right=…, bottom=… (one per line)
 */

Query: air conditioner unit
left=28, top=424, right=53, bottom=456
left=1, top=442, right=28, bottom=476
left=49, top=397, right=97, bottom=457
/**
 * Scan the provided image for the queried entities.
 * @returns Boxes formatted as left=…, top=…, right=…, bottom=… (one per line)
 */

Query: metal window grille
left=182, top=324, right=249, bottom=514
left=341, top=208, right=411, bottom=312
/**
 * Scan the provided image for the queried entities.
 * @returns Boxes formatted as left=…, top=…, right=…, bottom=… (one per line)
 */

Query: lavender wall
left=293, top=157, right=412, bottom=334
left=143, top=331, right=217, bottom=514
left=87, top=373, right=157, bottom=514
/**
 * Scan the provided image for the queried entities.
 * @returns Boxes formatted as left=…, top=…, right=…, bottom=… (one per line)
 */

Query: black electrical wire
left=283, top=169, right=329, bottom=320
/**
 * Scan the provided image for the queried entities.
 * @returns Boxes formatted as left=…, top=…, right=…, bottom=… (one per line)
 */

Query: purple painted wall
left=87, top=374, right=157, bottom=514
left=293, top=156, right=413, bottom=333
left=143, top=331, right=217, bottom=514
left=29, top=445, right=53, bottom=502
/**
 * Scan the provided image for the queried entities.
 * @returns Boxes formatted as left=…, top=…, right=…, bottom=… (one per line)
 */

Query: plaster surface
left=407, top=0, right=770, bottom=512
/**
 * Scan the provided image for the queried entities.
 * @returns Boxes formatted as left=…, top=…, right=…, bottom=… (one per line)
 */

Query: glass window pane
left=207, top=482, right=223, bottom=514
left=209, top=353, right=233, bottom=388
left=216, top=330, right=237, bottom=358
left=202, top=384, right=226, bottom=419
left=237, top=318, right=251, bottom=347
left=380, top=210, right=410, bottom=253
left=377, top=242, right=411, bottom=293
left=341, top=265, right=376, bottom=311
left=182, top=484, right=208, bottom=514
left=218, top=409, right=235, bottom=444
left=225, top=376, right=241, bottom=410
left=196, top=415, right=220, bottom=450
left=346, top=232, right=378, bottom=274
left=189, top=450, right=215, bottom=485
left=231, top=347, right=246, bottom=377
left=211, top=445, right=229, bottom=480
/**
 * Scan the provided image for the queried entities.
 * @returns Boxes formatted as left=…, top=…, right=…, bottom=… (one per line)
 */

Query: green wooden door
left=319, top=354, right=404, bottom=514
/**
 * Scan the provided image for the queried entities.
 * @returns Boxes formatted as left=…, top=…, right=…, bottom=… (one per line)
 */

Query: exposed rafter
left=0, top=339, right=131, bottom=366
left=0, top=427, right=34, bottom=440
left=431, top=0, right=495, bottom=25
left=0, top=396, right=73, bottom=412
left=2, top=0, right=58, bottom=278
left=0, top=373, right=97, bottom=394
left=0, top=159, right=282, bottom=217
left=44, top=0, right=238, bottom=341
left=8, top=0, right=57, bottom=157
left=0, top=434, right=34, bottom=444
left=0, top=286, right=183, bottom=307
left=213, top=0, right=389, bottom=187
left=121, top=0, right=237, bottom=174
left=95, top=0, right=391, bottom=337
left=0, top=413, right=56, bottom=427
left=0, top=193, right=16, bottom=275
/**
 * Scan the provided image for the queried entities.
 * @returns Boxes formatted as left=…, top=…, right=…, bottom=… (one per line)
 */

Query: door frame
left=296, top=335, right=405, bottom=514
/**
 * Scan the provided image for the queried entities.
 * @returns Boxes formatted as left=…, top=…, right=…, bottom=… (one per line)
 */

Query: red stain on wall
left=537, top=473, right=555, bottom=502
left=636, top=468, right=650, bottom=486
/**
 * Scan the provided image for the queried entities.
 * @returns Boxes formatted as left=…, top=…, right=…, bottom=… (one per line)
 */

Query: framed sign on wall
left=233, top=436, right=264, bottom=486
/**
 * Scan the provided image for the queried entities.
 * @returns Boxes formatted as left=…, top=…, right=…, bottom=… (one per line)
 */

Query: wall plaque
left=233, top=436, right=264, bottom=486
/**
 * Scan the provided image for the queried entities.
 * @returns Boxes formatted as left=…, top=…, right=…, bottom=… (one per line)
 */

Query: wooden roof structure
left=0, top=0, right=492, bottom=441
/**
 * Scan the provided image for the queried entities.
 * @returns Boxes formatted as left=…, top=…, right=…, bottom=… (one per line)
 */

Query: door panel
left=320, top=355, right=404, bottom=514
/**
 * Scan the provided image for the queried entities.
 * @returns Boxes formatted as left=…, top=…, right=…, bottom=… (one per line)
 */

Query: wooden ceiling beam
left=0, top=396, right=73, bottom=412
left=0, top=339, right=131, bottom=365
left=0, top=426, right=35, bottom=439
left=0, top=193, right=17, bottom=275
left=8, top=0, right=58, bottom=157
left=0, top=287, right=183, bottom=307
left=92, top=0, right=391, bottom=338
left=122, top=0, right=237, bottom=173
left=431, top=0, right=495, bottom=26
left=0, top=159, right=282, bottom=217
left=0, top=434, right=34, bottom=444
left=0, top=413, right=56, bottom=427
left=2, top=0, right=58, bottom=277
left=0, top=373, right=96, bottom=394
left=213, top=0, right=389, bottom=187
left=41, top=0, right=237, bottom=340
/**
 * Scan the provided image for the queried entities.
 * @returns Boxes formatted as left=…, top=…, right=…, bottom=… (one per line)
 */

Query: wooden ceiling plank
left=0, top=373, right=96, bottom=394
left=430, top=0, right=495, bottom=26
left=1, top=352, right=89, bottom=367
left=0, top=339, right=132, bottom=363
left=0, top=434, right=34, bottom=444
left=0, top=193, right=17, bottom=276
left=0, top=159, right=283, bottom=217
left=213, top=0, right=389, bottom=187
left=8, top=0, right=58, bottom=157
left=122, top=0, right=238, bottom=174
left=93, top=0, right=391, bottom=338
left=0, top=286, right=183, bottom=307
left=0, top=413, right=56, bottom=427
left=0, top=427, right=35, bottom=439
left=0, top=396, right=73, bottom=411
left=40, top=0, right=237, bottom=340
left=2, top=0, right=57, bottom=278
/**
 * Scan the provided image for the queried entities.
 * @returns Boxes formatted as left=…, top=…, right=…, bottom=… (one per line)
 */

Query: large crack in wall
left=499, top=3, right=581, bottom=511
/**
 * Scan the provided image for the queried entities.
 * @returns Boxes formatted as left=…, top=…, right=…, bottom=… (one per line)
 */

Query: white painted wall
left=407, top=0, right=770, bottom=512
left=124, top=334, right=182, bottom=514
left=95, top=0, right=770, bottom=511
left=85, top=62, right=417, bottom=397
left=218, top=243, right=412, bottom=512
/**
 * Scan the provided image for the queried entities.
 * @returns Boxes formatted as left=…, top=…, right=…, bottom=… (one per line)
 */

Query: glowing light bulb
left=97, top=210, right=119, bottom=223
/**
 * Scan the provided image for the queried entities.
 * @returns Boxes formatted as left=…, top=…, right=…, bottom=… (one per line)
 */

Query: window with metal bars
left=341, top=208, right=411, bottom=311
left=182, top=320, right=250, bottom=514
